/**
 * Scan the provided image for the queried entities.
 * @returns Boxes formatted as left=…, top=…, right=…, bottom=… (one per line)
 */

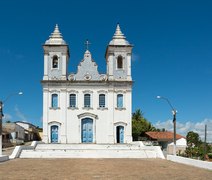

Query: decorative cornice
left=82, top=90, right=93, bottom=94
left=48, top=121, right=62, bottom=125
left=115, top=90, right=126, bottom=94
left=114, top=121, right=127, bottom=126
left=97, top=107, right=108, bottom=111
left=67, top=107, right=79, bottom=110
left=97, top=90, right=108, bottom=94
left=115, top=107, right=126, bottom=111
left=60, top=88, right=66, bottom=92
left=77, top=112, right=98, bottom=119
left=67, top=90, right=79, bottom=93
left=49, top=90, right=60, bottom=93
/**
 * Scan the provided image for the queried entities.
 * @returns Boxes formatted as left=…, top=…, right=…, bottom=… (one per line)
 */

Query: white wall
left=43, top=83, right=132, bottom=144
left=167, top=155, right=212, bottom=170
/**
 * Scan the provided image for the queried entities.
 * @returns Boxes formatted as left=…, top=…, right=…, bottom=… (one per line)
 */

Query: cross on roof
left=85, top=39, right=91, bottom=50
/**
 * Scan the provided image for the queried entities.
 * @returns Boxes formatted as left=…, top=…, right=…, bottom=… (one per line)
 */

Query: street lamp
left=157, top=95, right=177, bottom=156
left=0, top=91, right=23, bottom=156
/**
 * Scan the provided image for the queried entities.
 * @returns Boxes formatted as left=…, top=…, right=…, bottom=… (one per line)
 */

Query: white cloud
left=14, top=106, right=27, bottom=122
left=154, top=119, right=212, bottom=142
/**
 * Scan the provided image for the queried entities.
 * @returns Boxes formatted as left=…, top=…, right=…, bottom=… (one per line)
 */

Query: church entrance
left=51, top=125, right=58, bottom=143
left=116, top=126, right=124, bottom=143
left=81, top=118, right=93, bottom=143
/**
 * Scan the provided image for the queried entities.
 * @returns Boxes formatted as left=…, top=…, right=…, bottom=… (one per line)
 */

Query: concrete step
left=20, top=148, right=157, bottom=158
left=35, top=143, right=142, bottom=150
left=17, top=142, right=165, bottom=159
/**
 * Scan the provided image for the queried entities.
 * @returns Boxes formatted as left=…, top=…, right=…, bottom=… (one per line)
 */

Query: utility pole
left=157, top=96, right=177, bottom=155
left=204, top=124, right=207, bottom=161
left=0, top=101, right=3, bottom=156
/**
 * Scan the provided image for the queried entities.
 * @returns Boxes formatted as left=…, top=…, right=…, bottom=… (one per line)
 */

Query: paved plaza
left=0, top=158, right=211, bottom=179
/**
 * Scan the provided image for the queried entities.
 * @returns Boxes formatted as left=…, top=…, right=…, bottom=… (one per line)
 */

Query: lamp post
left=0, top=92, right=23, bottom=156
left=157, top=95, right=177, bottom=156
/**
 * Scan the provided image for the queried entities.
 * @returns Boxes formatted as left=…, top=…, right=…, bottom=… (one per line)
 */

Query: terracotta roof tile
left=145, top=131, right=185, bottom=140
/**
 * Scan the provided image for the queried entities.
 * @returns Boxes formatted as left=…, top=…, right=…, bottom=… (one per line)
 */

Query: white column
left=60, top=89, right=67, bottom=143
left=43, top=54, right=49, bottom=80
left=108, top=89, right=115, bottom=143
left=61, top=55, right=67, bottom=80
left=42, top=89, right=49, bottom=143
left=108, top=55, right=114, bottom=80
left=126, top=89, right=132, bottom=143
left=127, top=54, right=132, bottom=80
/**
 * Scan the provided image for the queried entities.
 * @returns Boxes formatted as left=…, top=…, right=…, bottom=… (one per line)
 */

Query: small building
left=15, top=121, right=41, bottom=141
left=145, top=131, right=186, bottom=154
left=2, top=123, right=25, bottom=147
left=167, top=138, right=187, bottom=155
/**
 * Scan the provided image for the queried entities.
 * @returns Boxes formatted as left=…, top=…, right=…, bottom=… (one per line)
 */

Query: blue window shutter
left=117, top=94, right=123, bottom=108
left=70, top=94, right=76, bottom=107
left=52, top=94, right=58, bottom=108
left=99, top=94, right=105, bottom=107
left=84, top=94, right=91, bottom=107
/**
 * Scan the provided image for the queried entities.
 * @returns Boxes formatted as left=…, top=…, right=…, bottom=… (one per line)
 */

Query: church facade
left=42, top=24, right=133, bottom=144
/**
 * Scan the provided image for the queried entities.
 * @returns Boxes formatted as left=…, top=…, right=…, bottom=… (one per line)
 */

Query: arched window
left=117, top=94, right=123, bottom=108
left=52, top=94, right=58, bottom=108
left=84, top=94, right=91, bottom=107
left=99, top=94, right=105, bottom=108
left=117, top=56, right=123, bottom=69
left=52, top=55, right=58, bottom=68
left=70, top=94, right=76, bottom=107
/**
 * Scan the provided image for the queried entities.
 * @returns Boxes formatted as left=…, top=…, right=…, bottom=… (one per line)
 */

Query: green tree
left=132, top=109, right=156, bottom=140
left=186, top=131, right=200, bottom=147
left=185, top=131, right=200, bottom=158
left=185, top=131, right=212, bottom=160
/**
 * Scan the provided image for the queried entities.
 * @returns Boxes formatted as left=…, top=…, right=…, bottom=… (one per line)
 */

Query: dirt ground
left=0, top=158, right=211, bottom=180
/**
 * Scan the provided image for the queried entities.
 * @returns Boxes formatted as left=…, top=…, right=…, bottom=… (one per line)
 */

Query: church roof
left=45, top=24, right=67, bottom=45
left=109, top=23, right=130, bottom=46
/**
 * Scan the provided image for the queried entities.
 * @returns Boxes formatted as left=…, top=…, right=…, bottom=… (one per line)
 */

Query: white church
left=41, top=24, right=133, bottom=144
left=9, top=24, right=164, bottom=159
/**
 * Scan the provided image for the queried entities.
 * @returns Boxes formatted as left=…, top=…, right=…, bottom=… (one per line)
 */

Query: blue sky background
left=0, top=0, right=212, bottom=141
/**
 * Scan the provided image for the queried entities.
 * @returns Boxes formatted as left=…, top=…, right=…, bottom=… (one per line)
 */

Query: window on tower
left=117, top=56, right=123, bottom=69
left=52, top=55, right=58, bottom=68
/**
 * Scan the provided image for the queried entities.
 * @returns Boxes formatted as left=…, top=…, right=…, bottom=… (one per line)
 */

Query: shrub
left=208, top=153, right=212, bottom=159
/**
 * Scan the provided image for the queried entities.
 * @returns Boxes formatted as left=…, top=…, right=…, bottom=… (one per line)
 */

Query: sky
left=0, top=0, right=212, bottom=142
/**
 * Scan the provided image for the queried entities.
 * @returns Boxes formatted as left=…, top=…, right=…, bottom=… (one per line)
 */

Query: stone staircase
left=19, top=142, right=165, bottom=159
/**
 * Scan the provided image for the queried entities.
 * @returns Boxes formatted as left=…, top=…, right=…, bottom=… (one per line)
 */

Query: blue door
left=119, top=126, right=124, bottom=143
left=51, top=125, right=58, bottom=143
left=82, top=118, right=93, bottom=143
left=117, top=126, right=124, bottom=143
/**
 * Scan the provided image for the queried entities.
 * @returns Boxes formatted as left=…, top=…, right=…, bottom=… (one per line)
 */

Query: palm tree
left=132, top=109, right=156, bottom=140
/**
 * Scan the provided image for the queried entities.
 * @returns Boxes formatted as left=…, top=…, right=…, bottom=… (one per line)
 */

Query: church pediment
left=75, top=50, right=104, bottom=81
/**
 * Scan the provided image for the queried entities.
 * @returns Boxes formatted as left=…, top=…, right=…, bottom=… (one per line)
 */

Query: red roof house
left=145, top=131, right=185, bottom=141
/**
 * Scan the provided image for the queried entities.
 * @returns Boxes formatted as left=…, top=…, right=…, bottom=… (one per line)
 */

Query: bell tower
left=105, top=24, right=133, bottom=81
left=43, top=24, right=69, bottom=80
